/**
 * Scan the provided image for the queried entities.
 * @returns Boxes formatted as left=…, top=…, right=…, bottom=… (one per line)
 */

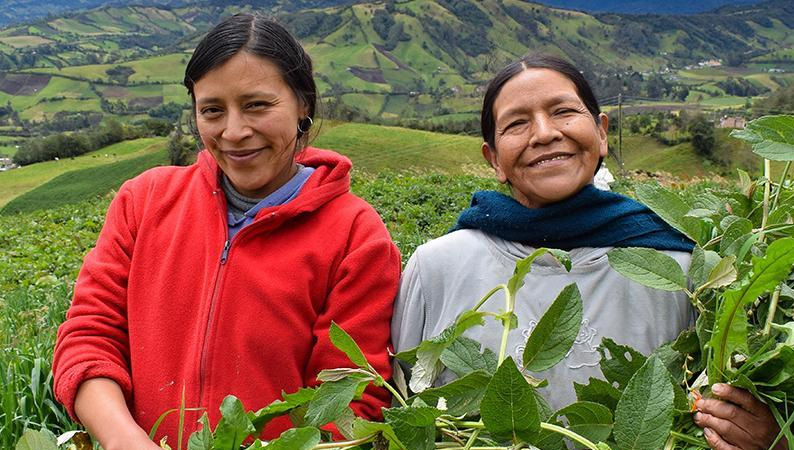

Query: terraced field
left=0, top=137, right=166, bottom=208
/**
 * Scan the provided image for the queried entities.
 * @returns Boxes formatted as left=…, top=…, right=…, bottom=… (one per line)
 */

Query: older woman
left=392, top=54, right=783, bottom=450
left=53, top=14, right=400, bottom=450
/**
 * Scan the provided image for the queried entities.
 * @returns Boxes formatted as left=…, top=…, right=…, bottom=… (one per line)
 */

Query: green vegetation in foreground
left=1, top=149, right=167, bottom=215
left=0, top=137, right=166, bottom=208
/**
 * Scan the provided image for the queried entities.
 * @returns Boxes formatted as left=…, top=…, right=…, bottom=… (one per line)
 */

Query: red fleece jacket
left=52, top=148, right=400, bottom=445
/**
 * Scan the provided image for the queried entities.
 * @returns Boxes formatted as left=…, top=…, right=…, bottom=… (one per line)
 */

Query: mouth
left=221, top=148, right=264, bottom=162
left=529, top=152, right=573, bottom=167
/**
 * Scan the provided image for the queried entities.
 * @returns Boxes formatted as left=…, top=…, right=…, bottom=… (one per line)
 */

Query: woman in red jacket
left=52, top=14, right=400, bottom=450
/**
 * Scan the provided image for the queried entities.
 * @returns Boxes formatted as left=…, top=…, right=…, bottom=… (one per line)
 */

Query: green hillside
left=0, top=137, right=166, bottom=207
left=0, top=149, right=167, bottom=215
left=0, top=0, right=790, bottom=133
left=0, top=120, right=768, bottom=215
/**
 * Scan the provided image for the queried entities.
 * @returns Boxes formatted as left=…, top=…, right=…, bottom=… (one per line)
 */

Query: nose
left=221, top=109, right=253, bottom=143
left=528, top=114, right=562, bottom=147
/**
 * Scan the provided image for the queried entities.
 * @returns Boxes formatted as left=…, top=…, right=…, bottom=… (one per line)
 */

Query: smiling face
left=482, top=68, right=609, bottom=209
left=194, top=51, right=308, bottom=198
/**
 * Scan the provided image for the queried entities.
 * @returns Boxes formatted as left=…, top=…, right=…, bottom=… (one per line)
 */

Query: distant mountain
left=536, top=0, right=763, bottom=14
left=0, top=0, right=357, bottom=28
left=0, top=0, right=791, bottom=125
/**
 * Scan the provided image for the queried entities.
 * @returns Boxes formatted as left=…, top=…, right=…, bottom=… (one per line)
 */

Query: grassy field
left=1, top=150, right=168, bottom=215
left=312, top=122, right=488, bottom=176
left=0, top=137, right=166, bottom=208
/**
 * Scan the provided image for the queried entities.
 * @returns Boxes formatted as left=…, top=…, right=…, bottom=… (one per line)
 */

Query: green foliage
left=731, top=115, right=794, bottom=161
left=607, top=116, right=794, bottom=448
left=522, top=283, right=583, bottom=371
left=688, top=115, right=716, bottom=160
left=607, top=248, right=688, bottom=291
left=613, top=357, right=674, bottom=450
left=480, top=357, right=540, bottom=443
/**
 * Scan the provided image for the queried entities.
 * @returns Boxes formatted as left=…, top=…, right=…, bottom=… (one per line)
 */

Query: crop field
left=1, top=150, right=168, bottom=215
left=312, top=122, right=486, bottom=175
left=0, top=137, right=166, bottom=208
left=0, top=35, right=52, bottom=48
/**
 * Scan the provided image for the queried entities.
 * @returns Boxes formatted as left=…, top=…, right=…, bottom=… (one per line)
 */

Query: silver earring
left=297, top=116, right=313, bottom=134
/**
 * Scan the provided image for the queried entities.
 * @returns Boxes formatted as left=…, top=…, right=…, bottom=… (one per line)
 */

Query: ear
left=597, top=113, right=609, bottom=158
left=482, top=141, right=508, bottom=184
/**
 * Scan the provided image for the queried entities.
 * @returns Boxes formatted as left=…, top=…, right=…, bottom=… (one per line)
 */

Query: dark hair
left=481, top=54, right=602, bottom=162
left=184, top=13, right=317, bottom=122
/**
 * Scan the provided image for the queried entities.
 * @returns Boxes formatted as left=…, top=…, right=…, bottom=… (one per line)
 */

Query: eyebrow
left=195, top=91, right=277, bottom=107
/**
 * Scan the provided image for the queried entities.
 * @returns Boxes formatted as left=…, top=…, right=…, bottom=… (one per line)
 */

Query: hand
left=693, top=383, right=787, bottom=450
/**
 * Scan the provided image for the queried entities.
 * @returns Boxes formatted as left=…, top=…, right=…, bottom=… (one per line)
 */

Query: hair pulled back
left=184, top=13, right=317, bottom=121
left=481, top=54, right=601, bottom=150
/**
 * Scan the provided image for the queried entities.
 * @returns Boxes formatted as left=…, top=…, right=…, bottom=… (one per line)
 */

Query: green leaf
left=689, top=246, right=721, bottom=288
left=522, top=283, right=583, bottom=371
left=731, top=115, right=794, bottom=161
left=334, top=407, right=357, bottom=440
left=262, top=427, right=321, bottom=450
left=555, top=401, right=614, bottom=443
left=249, top=388, right=316, bottom=432
left=507, top=248, right=550, bottom=296
left=400, top=310, right=488, bottom=392
left=746, top=346, right=794, bottom=388
left=599, top=338, right=648, bottom=391
left=383, top=406, right=442, bottom=450
left=480, top=357, right=541, bottom=443
left=316, top=368, right=375, bottom=383
left=699, top=255, right=737, bottom=291
left=187, top=412, right=213, bottom=450
left=415, top=369, right=492, bottom=416
left=574, top=378, right=622, bottom=412
left=214, top=396, right=256, bottom=450
left=15, top=429, right=58, bottom=450
left=613, top=356, right=675, bottom=450
left=710, top=238, right=794, bottom=382
left=352, top=418, right=405, bottom=449
left=548, top=249, right=572, bottom=271
left=329, top=322, right=370, bottom=369
left=440, top=336, right=498, bottom=377
left=304, top=377, right=361, bottom=427
left=720, top=218, right=753, bottom=256
left=635, top=183, right=700, bottom=242
left=607, top=247, right=687, bottom=291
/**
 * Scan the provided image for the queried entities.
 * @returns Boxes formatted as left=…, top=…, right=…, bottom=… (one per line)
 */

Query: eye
left=504, top=119, right=526, bottom=131
left=554, top=108, right=577, bottom=116
left=245, top=101, right=270, bottom=111
left=199, top=106, right=223, bottom=118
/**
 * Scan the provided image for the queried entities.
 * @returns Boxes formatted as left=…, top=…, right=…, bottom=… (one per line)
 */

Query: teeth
left=533, top=155, right=569, bottom=166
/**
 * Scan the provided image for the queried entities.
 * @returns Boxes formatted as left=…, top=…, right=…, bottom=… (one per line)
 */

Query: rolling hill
left=0, top=0, right=791, bottom=130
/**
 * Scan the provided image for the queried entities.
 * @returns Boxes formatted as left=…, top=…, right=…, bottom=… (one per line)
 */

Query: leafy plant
left=607, top=115, right=794, bottom=449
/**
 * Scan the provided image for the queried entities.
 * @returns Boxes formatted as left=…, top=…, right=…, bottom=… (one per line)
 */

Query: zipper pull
left=220, top=240, right=231, bottom=264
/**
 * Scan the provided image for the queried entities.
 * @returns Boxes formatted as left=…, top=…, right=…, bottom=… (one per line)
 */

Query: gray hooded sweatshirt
left=391, top=228, right=692, bottom=412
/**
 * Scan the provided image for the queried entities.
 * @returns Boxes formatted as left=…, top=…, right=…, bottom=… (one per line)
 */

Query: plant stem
left=313, top=435, right=375, bottom=449
left=763, top=284, right=783, bottom=336
left=540, top=422, right=601, bottom=450
left=668, top=431, right=710, bottom=448
left=473, top=285, right=507, bottom=312
left=770, top=161, right=791, bottom=213
left=381, top=378, right=408, bottom=407
left=760, top=159, right=771, bottom=243
left=462, top=429, right=481, bottom=450
left=497, top=289, right=513, bottom=365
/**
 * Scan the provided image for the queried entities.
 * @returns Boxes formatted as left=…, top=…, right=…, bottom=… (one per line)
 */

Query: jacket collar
left=197, top=147, right=352, bottom=220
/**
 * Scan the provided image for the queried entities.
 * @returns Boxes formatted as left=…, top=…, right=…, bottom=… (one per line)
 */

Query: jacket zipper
left=196, top=197, right=277, bottom=413
left=197, top=192, right=232, bottom=413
